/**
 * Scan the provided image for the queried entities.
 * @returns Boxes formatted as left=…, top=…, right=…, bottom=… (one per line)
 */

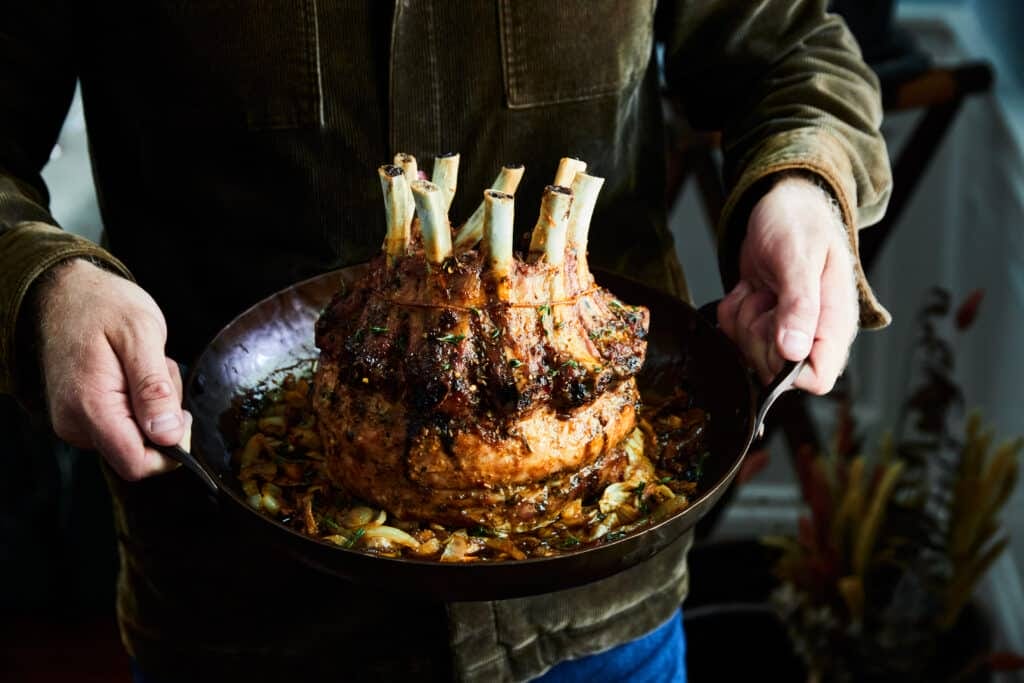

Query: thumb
left=117, top=325, right=186, bottom=446
left=773, top=267, right=820, bottom=362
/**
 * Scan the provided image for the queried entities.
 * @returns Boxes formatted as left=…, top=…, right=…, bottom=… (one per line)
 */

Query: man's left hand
left=717, top=174, right=859, bottom=395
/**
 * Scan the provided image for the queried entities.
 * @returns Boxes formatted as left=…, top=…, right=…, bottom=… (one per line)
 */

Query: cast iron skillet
left=158, top=265, right=800, bottom=601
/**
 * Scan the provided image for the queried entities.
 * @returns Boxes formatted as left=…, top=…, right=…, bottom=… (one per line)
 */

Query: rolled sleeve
left=717, top=127, right=891, bottom=329
left=658, top=0, right=893, bottom=329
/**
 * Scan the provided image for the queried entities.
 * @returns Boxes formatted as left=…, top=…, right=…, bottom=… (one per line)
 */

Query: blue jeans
left=536, top=609, right=686, bottom=683
left=132, top=610, right=686, bottom=683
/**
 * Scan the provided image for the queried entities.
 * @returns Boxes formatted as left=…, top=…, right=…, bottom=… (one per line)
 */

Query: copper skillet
left=156, top=265, right=801, bottom=601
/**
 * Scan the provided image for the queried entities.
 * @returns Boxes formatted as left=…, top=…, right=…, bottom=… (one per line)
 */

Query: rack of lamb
left=313, top=155, right=650, bottom=533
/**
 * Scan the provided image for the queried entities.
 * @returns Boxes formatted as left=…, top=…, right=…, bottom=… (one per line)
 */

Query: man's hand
left=717, top=175, right=859, bottom=395
left=37, top=258, right=188, bottom=479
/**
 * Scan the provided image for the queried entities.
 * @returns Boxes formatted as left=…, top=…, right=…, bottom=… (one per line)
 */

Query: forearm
left=0, top=2, right=136, bottom=401
left=658, top=0, right=892, bottom=328
left=0, top=223, right=132, bottom=401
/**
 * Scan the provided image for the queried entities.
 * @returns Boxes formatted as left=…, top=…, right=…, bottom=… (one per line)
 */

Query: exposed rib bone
left=393, top=152, right=418, bottom=223
left=528, top=185, right=573, bottom=265
left=483, top=190, right=514, bottom=299
left=567, top=172, right=605, bottom=259
left=394, top=152, right=419, bottom=180
left=379, top=164, right=413, bottom=265
left=553, top=157, right=587, bottom=187
left=567, top=173, right=604, bottom=248
left=431, top=153, right=460, bottom=212
left=454, top=164, right=525, bottom=251
left=410, top=180, right=452, bottom=266
left=492, top=163, right=525, bottom=194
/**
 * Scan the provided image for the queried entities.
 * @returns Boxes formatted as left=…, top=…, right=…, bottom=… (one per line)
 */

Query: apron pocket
left=498, top=0, right=655, bottom=109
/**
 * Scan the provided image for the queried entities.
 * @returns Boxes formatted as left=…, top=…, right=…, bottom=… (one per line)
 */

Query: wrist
left=766, top=171, right=850, bottom=245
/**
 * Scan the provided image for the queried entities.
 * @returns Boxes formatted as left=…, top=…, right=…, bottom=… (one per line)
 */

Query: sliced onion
left=258, top=415, right=288, bottom=436
left=598, top=482, right=633, bottom=515
left=440, top=530, right=484, bottom=562
left=341, top=506, right=376, bottom=528
left=261, top=483, right=283, bottom=515
left=242, top=479, right=262, bottom=509
left=482, top=537, right=527, bottom=560
left=650, top=495, right=690, bottom=523
left=239, top=433, right=266, bottom=467
left=322, top=534, right=350, bottom=546
left=361, top=525, right=421, bottom=549
left=288, top=426, right=321, bottom=450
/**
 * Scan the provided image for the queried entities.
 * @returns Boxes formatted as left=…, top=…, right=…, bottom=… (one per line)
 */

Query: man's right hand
left=37, top=258, right=188, bottom=480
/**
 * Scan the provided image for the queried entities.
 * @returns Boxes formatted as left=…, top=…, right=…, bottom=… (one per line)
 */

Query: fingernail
left=781, top=329, right=812, bottom=359
left=149, top=412, right=183, bottom=434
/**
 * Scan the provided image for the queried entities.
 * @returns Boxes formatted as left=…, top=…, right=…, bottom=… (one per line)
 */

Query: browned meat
left=313, top=155, right=649, bottom=532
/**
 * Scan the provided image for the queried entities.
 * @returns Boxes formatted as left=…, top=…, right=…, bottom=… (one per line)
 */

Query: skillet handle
left=753, top=359, right=805, bottom=439
left=696, top=298, right=806, bottom=438
left=150, top=442, right=220, bottom=494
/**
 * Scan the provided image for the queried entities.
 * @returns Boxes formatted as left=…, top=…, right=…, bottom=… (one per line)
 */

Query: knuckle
left=123, top=311, right=165, bottom=342
left=135, top=373, right=174, bottom=403
left=785, top=292, right=818, bottom=316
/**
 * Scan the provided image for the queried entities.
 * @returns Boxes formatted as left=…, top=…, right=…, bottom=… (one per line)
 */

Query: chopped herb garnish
left=442, top=362, right=452, bottom=371
left=561, top=536, right=581, bottom=548
left=470, top=307, right=482, bottom=318
left=436, top=333, right=466, bottom=344
left=632, top=481, right=647, bottom=496
left=370, top=325, right=388, bottom=334
left=659, top=476, right=674, bottom=484
left=319, top=517, right=341, bottom=531
left=537, top=304, right=551, bottom=316
left=343, top=527, right=366, bottom=548
left=547, top=369, right=559, bottom=378
left=352, top=328, right=365, bottom=342
left=508, top=358, right=523, bottom=368
left=609, top=300, right=625, bottom=310
left=469, top=525, right=495, bottom=537
left=561, top=359, right=579, bottom=369
left=606, top=531, right=627, bottom=542
left=490, top=326, right=502, bottom=340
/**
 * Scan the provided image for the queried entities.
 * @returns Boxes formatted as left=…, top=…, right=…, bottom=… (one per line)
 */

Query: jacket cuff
left=717, top=127, right=891, bottom=330
left=0, top=221, right=133, bottom=399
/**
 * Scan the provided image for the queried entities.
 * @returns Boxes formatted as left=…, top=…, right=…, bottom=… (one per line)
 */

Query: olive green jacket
left=0, top=1, right=891, bottom=680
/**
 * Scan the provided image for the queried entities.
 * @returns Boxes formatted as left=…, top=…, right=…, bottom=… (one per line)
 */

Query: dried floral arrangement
left=768, top=288, right=1024, bottom=682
